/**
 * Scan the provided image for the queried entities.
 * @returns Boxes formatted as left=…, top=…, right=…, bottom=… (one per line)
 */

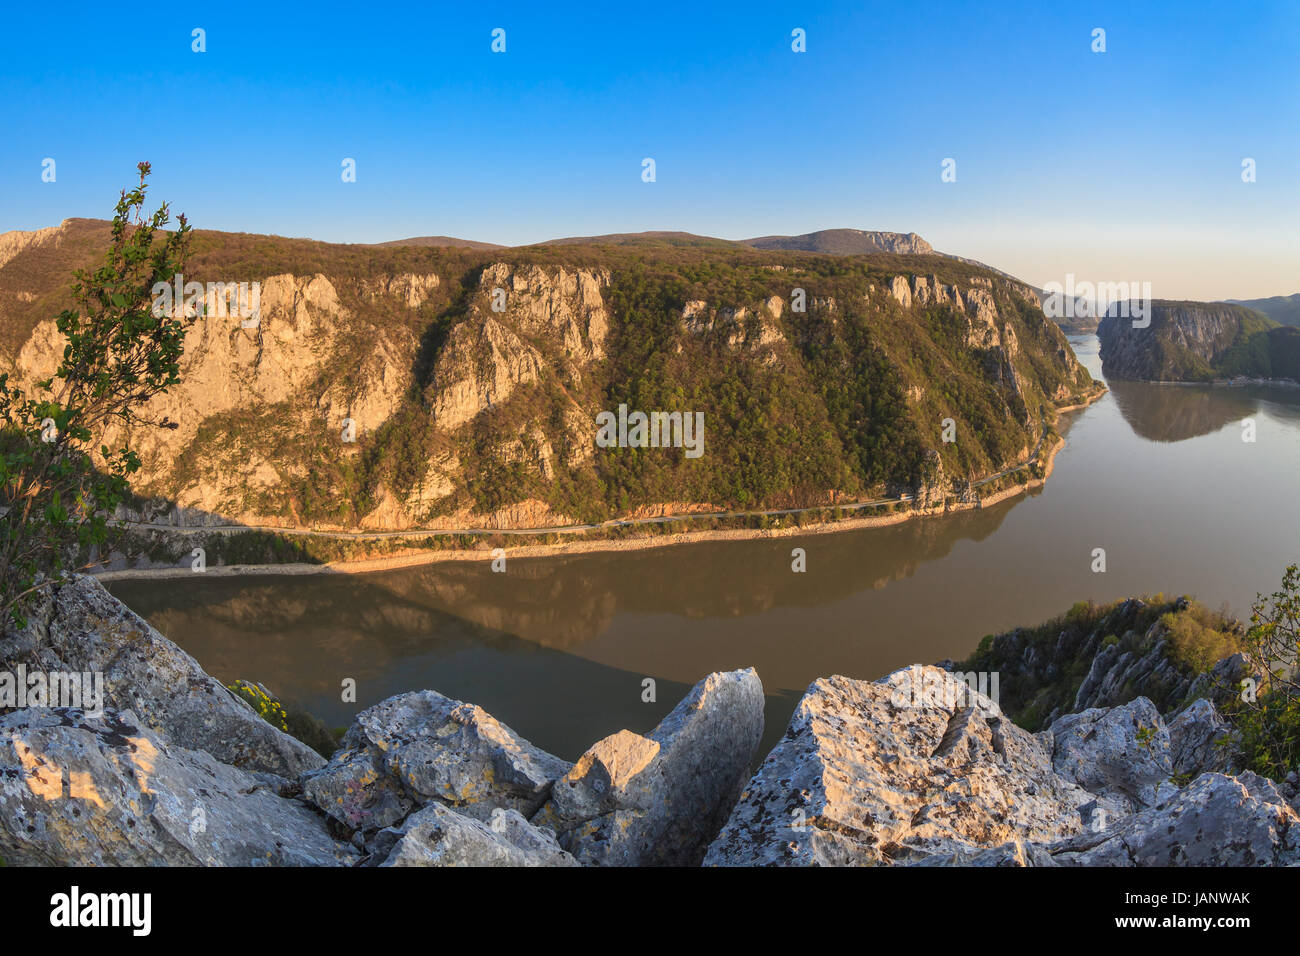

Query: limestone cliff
left=1097, top=299, right=1298, bottom=382
left=1, top=220, right=1099, bottom=533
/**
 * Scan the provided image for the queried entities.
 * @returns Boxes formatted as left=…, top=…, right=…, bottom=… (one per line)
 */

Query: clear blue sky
left=2, top=0, right=1296, bottom=299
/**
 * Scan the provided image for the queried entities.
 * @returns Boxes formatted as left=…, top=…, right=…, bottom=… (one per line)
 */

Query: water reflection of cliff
left=107, top=572, right=809, bottom=761
left=113, top=493, right=1022, bottom=661
left=108, top=498, right=1027, bottom=758
left=1108, top=379, right=1300, bottom=442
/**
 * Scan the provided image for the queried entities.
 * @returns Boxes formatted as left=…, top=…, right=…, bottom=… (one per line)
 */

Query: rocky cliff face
left=14, top=269, right=425, bottom=526
left=1, top=220, right=1097, bottom=535
left=0, top=224, right=63, bottom=272
left=1097, top=300, right=1283, bottom=381
left=3, top=577, right=1292, bottom=867
left=428, top=263, right=610, bottom=431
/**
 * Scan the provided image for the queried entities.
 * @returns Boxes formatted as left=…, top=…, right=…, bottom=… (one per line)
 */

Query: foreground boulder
left=705, top=666, right=1094, bottom=866
left=1044, top=698, right=1173, bottom=812
left=921, top=770, right=1300, bottom=867
left=373, top=804, right=578, bottom=867
left=1167, top=698, right=1238, bottom=777
left=0, top=575, right=322, bottom=778
left=0, top=708, right=357, bottom=866
left=1047, top=772, right=1300, bottom=866
left=301, top=690, right=572, bottom=836
left=534, top=668, right=764, bottom=866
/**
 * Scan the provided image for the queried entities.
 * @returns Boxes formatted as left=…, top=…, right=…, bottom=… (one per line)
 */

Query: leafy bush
left=1161, top=605, right=1239, bottom=673
left=228, top=679, right=337, bottom=758
left=1234, top=565, right=1300, bottom=778
left=228, top=680, right=290, bottom=731
left=0, top=165, right=189, bottom=626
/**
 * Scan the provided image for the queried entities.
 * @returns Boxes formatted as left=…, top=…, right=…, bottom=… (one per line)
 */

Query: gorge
left=3, top=222, right=1298, bottom=869
left=0, top=219, right=1098, bottom=545
left=100, top=336, right=1300, bottom=764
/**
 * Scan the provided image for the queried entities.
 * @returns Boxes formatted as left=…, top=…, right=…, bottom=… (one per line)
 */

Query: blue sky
left=2, top=0, right=1296, bottom=299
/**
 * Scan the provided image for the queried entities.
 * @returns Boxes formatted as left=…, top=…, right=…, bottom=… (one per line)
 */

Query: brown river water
left=108, top=337, right=1300, bottom=760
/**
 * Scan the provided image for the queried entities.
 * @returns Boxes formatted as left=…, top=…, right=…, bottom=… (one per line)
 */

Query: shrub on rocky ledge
left=1232, top=564, right=1300, bottom=779
left=957, top=594, right=1243, bottom=731
left=228, top=679, right=338, bottom=759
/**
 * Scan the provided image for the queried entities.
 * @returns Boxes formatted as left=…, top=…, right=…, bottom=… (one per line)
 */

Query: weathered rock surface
left=0, top=575, right=322, bottom=778
left=922, top=769, right=1300, bottom=867
left=301, top=689, right=571, bottom=835
left=11, top=269, right=419, bottom=525
left=1168, top=698, right=1238, bottom=777
left=910, top=837, right=1058, bottom=867
left=677, top=302, right=786, bottom=356
left=705, top=667, right=1095, bottom=866
left=361, top=271, right=441, bottom=308
left=430, top=263, right=609, bottom=431
left=0, top=708, right=357, bottom=866
left=535, top=668, right=764, bottom=866
left=1045, top=698, right=1172, bottom=812
left=1048, top=772, right=1300, bottom=866
left=374, top=804, right=577, bottom=867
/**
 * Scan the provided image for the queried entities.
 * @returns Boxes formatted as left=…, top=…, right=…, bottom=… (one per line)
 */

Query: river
left=108, top=337, right=1300, bottom=760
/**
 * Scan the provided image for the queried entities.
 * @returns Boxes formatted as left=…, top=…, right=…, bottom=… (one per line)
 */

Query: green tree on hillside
left=0, top=163, right=191, bottom=626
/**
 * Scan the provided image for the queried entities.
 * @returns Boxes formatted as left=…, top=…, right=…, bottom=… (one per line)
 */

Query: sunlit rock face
left=1097, top=300, right=1261, bottom=381
left=0, top=708, right=358, bottom=867
left=534, top=668, right=764, bottom=866
left=2, top=221, right=1096, bottom=534
left=705, top=667, right=1095, bottom=866
left=0, top=575, right=322, bottom=778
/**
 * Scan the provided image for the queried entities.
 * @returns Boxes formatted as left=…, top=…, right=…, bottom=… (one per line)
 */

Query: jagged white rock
left=534, top=667, right=764, bottom=866
left=300, top=689, right=572, bottom=834
left=705, top=666, right=1096, bottom=866
left=0, top=575, right=322, bottom=777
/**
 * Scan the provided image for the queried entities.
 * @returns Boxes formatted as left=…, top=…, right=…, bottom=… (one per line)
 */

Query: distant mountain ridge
left=742, top=229, right=933, bottom=255
left=373, top=235, right=504, bottom=250
left=379, top=227, right=934, bottom=256
left=1226, top=293, right=1300, bottom=328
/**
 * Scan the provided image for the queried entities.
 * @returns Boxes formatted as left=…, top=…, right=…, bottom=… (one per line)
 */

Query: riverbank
left=93, top=390, right=1104, bottom=582
left=1119, top=376, right=1300, bottom=389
